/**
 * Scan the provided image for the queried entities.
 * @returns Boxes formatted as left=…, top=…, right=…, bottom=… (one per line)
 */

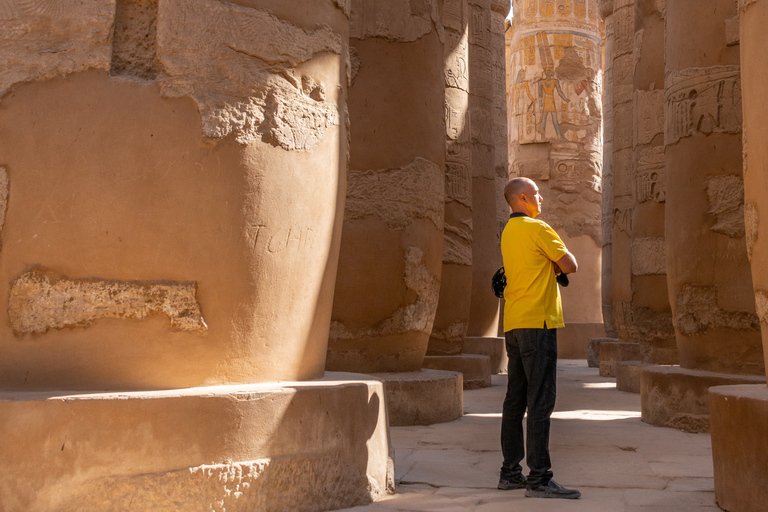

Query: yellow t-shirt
left=501, top=214, right=569, bottom=331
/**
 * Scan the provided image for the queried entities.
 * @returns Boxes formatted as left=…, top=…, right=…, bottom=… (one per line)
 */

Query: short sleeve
left=536, top=223, right=569, bottom=262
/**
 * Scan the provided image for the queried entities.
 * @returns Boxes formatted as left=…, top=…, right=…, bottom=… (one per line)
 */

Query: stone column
left=641, top=0, right=765, bottom=433
left=467, top=0, right=503, bottom=338
left=428, top=0, right=474, bottom=357
left=0, top=1, right=392, bottom=509
left=600, top=0, right=618, bottom=339
left=627, top=0, right=677, bottom=365
left=327, top=0, right=464, bottom=424
left=327, top=0, right=446, bottom=373
left=507, top=0, right=605, bottom=357
left=710, top=2, right=768, bottom=510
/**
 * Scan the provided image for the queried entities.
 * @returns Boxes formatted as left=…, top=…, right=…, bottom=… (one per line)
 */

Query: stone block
left=463, top=336, right=508, bottom=374
left=372, top=370, right=463, bottom=426
left=599, top=341, right=641, bottom=377
left=640, top=365, right=766, bottom=433
left=616, top=361, right=646, bottom=393
left=0, top=374, right=393, bottom=512
left=558, top=322, right=606, bottom=359
left=710, top=384, right=768, bottom=512
left=588, top=337, right=618, bottom=367
left=422, top=354, right=492, bottom=389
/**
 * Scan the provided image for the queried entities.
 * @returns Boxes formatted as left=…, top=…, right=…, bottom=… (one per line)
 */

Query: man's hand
left=555, top=252, right=578, bottom=274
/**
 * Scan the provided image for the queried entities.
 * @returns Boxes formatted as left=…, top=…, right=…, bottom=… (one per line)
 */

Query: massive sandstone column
left=428, top=0, right=474, bottom=356
left=626, top=0, right=677, bottom=365
left=326, top=0, right=446, bottom=373
left=641, top=0, right=765, bottom=433
left=506, top=0, right=605, bottom=356
left=710, top=2, right=768, bottom=510
left=0, top=2, right=392, bottom=509
left=467, top=0, right=503, bottom=337
left=599, top=0, right=617, bottom=339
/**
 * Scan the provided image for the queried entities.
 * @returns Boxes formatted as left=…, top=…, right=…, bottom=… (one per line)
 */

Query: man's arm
left=554, top=252, right=578, bottom=274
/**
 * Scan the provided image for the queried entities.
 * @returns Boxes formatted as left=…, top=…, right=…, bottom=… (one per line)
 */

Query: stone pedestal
left=464, top=336, right=508, bottom=374
left=710, top=385, right=768, bottom=512
left=588, top=337, right=618, bottom=368
left=599, top=341, right=641, bottom=377
left=422, top=354, right=493, bottom=389
left=558, top=322, right=606, bottom=359
left=640, top=366, right=766, bottom=433
left=0, top=374, right=393, bottom=512
left=616, top=361, right=646, bottom=393
left=372, top=370, right=464, bottom=426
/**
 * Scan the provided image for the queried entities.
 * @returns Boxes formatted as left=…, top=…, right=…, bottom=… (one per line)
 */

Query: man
left=497, top=177, right=580, bottom=499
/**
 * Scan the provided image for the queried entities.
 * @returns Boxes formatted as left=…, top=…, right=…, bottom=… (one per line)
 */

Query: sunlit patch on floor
left=582, top=382, right=617, bottom=389
left=551, top=410, right=641, bottom=420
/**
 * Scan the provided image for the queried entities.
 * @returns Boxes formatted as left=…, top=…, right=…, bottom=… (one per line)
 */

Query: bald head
left=504, top=177, right=542, bottom=217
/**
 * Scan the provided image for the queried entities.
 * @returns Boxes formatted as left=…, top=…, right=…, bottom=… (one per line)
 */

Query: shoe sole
left=524, top=490, right=581, bottom=499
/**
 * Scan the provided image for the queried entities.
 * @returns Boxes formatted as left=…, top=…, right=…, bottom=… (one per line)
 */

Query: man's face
left=521, top=181, right=542, bottom=218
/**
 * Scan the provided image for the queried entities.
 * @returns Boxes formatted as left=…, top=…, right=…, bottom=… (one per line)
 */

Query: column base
left=640, top=365, right=766, bottom=432
left=599, top=341, right=641, bottom=377
left=0, top=373, right=394, bottom=512
left=710, top=384, right=768, bottom=512
left=558, top=322, right=606, bottom=359
left=371, top=369, right=463, bottom=426
left=422, top=354, right=492, bottom=389
left=464, top=336, right=508, bottom=374
left=588, top=337, right=618, bottom=368
left=616, top=361, right=646, bottom=393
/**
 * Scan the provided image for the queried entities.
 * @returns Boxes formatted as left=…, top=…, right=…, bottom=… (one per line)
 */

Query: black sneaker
left=497, top=475, right=527, bottom=490
left=525, top=480, right=581, bottom=499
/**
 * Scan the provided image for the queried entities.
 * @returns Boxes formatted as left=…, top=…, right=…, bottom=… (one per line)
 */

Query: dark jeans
left=500, top=325, right=558, bottom=487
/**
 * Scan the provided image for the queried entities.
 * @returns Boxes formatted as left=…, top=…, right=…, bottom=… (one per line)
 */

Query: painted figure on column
left=539, top=67, right=569, bottom=139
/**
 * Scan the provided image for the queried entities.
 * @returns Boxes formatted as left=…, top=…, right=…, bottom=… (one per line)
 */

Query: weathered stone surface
left=350, top=0, right=444, bottom=42
left=463, top=336, right=508, bottom=374
left=634, top=89, right=664, bottom=146
left=631, top=237, right=666, bottom=275
left=111, top=0, right=159, bottom=80
left=706, top=174, right=745, bottom=238
left=0, top=0, right=115, bottom=98
left=156, top=0, right=343, bottom=146
left=8, top=267, right=207, bottom=335
left=0, top=166, right=8, bottom=237
left=674, top=284, right=759, bottom=337
left=745, top=202, right=758, bottom=260
left=641, top=365, right=766, bottom=432
left=330, top=247, right=440, bottom=341
left=443, top=221, right=473, bottom=266
left=599, top=341, right=641, bottom=377
left=345, top=158, right=445, bottom=231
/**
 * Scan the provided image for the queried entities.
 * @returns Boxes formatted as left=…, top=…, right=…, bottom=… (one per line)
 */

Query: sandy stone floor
left=339, top=360, right=720, bottom=512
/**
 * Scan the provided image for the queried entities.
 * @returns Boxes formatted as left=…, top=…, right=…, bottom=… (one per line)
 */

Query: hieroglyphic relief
left=525, top=0, right=538, bottom=17
left=557, top=0, right=572, bottom=16
left=636, top=147, right=666, bottom=203
left=443, top=0, right=467, bottom=31
left=469, top=2, right=491, bottom=48
left=634, top=89, right=665, bottom=146
left=350, top=0, right=443, bottom=42
left=665, top=66, right=742, bottom=145
left=540, top=0, right=555, bottom=16
left=445, top=29, right=470, bottom=91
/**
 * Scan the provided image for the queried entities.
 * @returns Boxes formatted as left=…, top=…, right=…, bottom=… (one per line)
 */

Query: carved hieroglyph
left=344, top=158, right=444, bottom=231
left=156, top=0, right=343, bottom=147
left=675, top=284, right=760, bottom=337
left=330, top=247, right=440, bottom=340
left=665, top=66, right=743, bottom=145
left=636, top=146, right=666, bottom=203
left=0, top=0, right=115, bottom=98
left=8, top=268, right=207, bottom=335
left=634, top=89, right=664, bottom=146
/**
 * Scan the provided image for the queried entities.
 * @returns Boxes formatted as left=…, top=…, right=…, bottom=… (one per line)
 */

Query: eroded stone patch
left=675, top=284, right=759, bottom=336
left=745, top=202, right=759, bottom=260
left=111, top=0, right=159, bottom=80
left=344, top=158, right=444, bottom=231
left=61, top=454, right=383, bottom=512
left=0, top=0, right=115, bottom=98
left=0, top=166, right=9, bottom=238
left=329, top=247, right=440, bottom=340
left=443, top=221, right=472, bottom=266
left=350, top=0, right=444, bottom=43
left=706, top=174, right=745, bottom=238
left=8, top=267, right=207, bottom=335
left=156, top=0, right=342, bottom=147
left=631, top=237, right=666, bottom=275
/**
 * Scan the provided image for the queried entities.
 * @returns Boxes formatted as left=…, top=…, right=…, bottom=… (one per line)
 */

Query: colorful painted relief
left=511, top=30, right=600, bottom=145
